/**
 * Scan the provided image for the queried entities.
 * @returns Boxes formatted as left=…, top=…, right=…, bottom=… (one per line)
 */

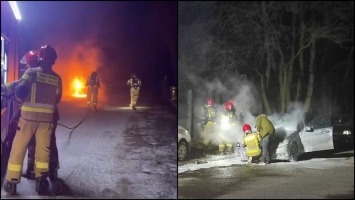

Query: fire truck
left=1, top=1, right=22, bottom=185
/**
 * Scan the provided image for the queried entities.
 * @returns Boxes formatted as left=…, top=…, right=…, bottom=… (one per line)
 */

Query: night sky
left=17, top=1, right=177, bottom=103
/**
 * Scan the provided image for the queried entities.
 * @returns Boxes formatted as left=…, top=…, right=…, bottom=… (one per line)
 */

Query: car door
left=310, top=126, right=334, bottom=151
left=298, top=129, right=314, bottom=152
left=304, top=115, right=334, bottom=152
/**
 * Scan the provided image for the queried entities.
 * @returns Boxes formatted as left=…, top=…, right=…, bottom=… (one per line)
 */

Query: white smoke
left=268, top=102, right=306, bottom=140
left=189, top=74, right=306, bottom=147
left=189, top=74, right=262, bottom=145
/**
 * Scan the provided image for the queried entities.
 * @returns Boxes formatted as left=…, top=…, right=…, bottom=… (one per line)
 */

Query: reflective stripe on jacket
left=19, top=67, right=62, bottom=122
left=243, top=132, right=261, bottom=157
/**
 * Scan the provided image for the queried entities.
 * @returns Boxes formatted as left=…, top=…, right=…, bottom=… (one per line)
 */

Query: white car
left=270, top=114, right=353, bottom=162
left=178, top=125, right=191, bottom=161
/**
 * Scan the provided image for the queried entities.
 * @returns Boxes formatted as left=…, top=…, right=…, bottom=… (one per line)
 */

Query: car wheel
left=178, top=140, right=188, bottom=161
left=289, top=142, right=298, bottom=162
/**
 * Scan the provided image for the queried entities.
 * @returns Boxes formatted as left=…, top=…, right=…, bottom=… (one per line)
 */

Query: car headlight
left=343, top=130, right=352, bottom=135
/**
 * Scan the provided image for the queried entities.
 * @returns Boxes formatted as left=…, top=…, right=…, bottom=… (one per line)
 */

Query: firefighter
left=126, top=73, right=142, bottom=110
left=2, top=45, right=62, bottom=195
left=85, top=71, right=101, bottom=111
left=242, top=124, right=262, bottom=164
left=2, top=50, right=61, bottom=184
left=218, top=101, right=237, bottom=154
left=201, top=98, right=217, bottom=147
left=255, top=114, right=275, bottom=165
left=2, top=50, right=40, bottom=162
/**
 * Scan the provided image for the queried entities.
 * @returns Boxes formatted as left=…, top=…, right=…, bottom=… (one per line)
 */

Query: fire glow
left=72, top=78, right=86, bottom=98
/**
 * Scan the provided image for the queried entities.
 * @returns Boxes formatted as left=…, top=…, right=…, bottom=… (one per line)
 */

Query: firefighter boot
left=247, top=157, right=253, bottom=164
left=22, top=168, right=36, bottom=180
left=132, top=102, right=136, bottom=110
left=36, top=177, right=50, bottom=195
left=3, top=181, right=17, bottom=195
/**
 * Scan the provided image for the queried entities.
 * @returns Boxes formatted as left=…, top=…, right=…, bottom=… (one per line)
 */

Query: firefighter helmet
left=224, top=101, right=233, bottom=111
left=243, top=124, right=252, bottom=133
left=38, top=45, right=57, bottom=65
left=91, top=71, right=97, bottom=77
left=207, top=98, right=215, bottom=107
left=20, top=50, right=39, bottom=68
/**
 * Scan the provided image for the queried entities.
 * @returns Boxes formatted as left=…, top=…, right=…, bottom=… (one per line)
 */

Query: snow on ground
left=178, top=153, right=354, bottom=174
left=178, top=155, right=247, bottom=174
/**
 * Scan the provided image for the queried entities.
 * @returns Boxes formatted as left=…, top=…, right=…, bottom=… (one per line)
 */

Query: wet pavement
left=178, top=146, right=354, bottom=199
left=1, top=97, right=177, bottom=199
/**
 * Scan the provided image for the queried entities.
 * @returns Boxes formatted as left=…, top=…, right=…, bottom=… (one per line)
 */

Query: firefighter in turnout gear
left=86, top=71, right=100, bottom=111
left=242, top=124, right=262, bottom=164
left=256, top=114, right=275, bottom=165
left=218, top=101, right=237, bottom=154
left=1, top=50, right=40, bottom=181
left=3, top=50, right=61, bottom=183
left=126, top=73, right=142, bottom=110
left=2, top=45, right=62, bottom=195
left=201, top=98, right=217, bottom=147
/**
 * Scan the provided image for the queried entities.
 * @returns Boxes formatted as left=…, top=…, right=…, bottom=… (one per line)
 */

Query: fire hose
left=58, top=109, right=92, bottom=145
left=1, top=93, right=92, bottom=145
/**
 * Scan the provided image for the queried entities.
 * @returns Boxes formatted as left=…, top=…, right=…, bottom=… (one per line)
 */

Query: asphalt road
left=1, top=96, right=177, bottom=199
left=178, top=147, right=354, bottom=199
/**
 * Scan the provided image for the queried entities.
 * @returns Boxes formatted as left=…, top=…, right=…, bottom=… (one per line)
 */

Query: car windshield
left=307, top=115, right=331, bottom=129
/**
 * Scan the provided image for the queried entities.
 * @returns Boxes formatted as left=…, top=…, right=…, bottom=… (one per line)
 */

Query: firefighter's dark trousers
left=260, top=134, right=271, bottom=163
left=130, top=87, right=140, bottom=107
left=26, top=121, right=59, bottom=177
left=6, top=117, right=53, bottom=183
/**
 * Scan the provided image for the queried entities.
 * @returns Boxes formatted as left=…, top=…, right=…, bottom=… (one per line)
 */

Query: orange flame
left=72, top=78, right=86, bottom=98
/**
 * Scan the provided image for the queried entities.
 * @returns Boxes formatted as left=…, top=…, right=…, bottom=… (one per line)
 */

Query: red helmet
left=243, top=124, right=252, bottom=133
left=207, top=98, right=215, bottom=107
left=39, top=45, right=57, bottom=65
left=224, top=101, right=233, bottom=111
left=20, top=50, right=39, bottom=68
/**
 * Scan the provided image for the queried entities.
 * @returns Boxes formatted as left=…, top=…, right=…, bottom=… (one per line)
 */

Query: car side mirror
left=304, top=126, right=313, bottom=132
